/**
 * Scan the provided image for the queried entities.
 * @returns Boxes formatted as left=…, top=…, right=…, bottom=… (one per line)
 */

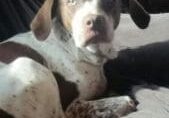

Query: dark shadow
left=0, top=0, right=44, bottom=41
left=121, top=0, right=169, bottom=13
left=0, top=109, right=14, bottom=118
left=137, top=0, right=169, bottom=13
left=104, top=40, right=169, bottom=95
left=53, top=72, right=79, bottom=111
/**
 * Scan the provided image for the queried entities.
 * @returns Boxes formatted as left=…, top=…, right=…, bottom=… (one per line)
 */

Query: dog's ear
left=129, top=0, right=150, bottom=29
left=30, top=0, right=54, bottom=41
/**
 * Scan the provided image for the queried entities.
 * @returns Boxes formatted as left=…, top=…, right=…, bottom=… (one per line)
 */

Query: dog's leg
left=0, top=57, right=65, bottom=118
left=66, top=96, right=136, bottom=118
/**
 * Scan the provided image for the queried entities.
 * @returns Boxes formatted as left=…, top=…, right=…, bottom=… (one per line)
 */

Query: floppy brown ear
left=129, top=0, right=150, bottom=29
left=30, top=0, right=54, bottom=41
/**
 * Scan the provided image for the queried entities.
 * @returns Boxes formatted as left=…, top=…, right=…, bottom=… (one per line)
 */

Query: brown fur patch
left=0, top=42, right=46, bottom=65
left=53, top=72, right=79, bottom=111
left=59, top=1, right=79, bottom=31
left=30, top=0, right=54, bottom=40
left=0, top=109, right=14, bottom=118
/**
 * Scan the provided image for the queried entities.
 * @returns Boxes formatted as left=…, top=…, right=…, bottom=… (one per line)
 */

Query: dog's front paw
left=66, top=96, right=136, bottom=118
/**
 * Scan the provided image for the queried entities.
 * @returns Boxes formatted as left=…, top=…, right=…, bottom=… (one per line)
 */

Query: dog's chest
left=42, top=38, right=107, bottom=99
left=10, top=32, right=106, bottom=99
left=55, top=58, right=106, bottom=99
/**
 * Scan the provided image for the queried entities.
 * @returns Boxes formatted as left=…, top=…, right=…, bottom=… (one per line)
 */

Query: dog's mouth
left=83, top=29, right=108, bottom=47
left=75, top=28, right=115, bottom=62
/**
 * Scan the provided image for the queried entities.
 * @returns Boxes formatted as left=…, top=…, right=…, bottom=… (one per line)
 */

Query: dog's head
left=31, top=0, right=150, bottom=59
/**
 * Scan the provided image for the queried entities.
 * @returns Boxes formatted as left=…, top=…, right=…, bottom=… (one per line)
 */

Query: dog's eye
left=102, top=0, right=116, bottom=12
left=67, top=0, right=77, bottom=6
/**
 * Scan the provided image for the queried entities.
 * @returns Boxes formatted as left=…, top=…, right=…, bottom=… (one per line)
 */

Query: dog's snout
left=84, top=14, right=105, bottom=29
left=81, top=14, right=109, bottom=47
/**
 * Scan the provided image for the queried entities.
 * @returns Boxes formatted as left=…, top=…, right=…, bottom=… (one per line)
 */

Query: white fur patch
left=0, top=57, right=64, bottom=118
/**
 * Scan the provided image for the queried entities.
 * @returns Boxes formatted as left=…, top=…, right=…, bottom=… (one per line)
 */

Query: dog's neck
left=51, top=18, right=107, bottom=66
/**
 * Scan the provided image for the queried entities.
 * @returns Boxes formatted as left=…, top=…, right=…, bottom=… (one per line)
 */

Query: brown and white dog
left=0, top=0, right=150, bottom=117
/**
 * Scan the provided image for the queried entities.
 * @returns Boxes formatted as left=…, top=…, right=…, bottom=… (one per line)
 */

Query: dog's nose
left=84, top=14, right=105, bottom=29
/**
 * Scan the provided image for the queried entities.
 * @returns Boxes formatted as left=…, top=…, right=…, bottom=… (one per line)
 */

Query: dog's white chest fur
left=45, top=32, right=107, bottom=99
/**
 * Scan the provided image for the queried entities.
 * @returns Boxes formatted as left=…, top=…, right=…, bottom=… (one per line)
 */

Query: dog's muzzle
left=82, top=14, right=109, bottom=47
